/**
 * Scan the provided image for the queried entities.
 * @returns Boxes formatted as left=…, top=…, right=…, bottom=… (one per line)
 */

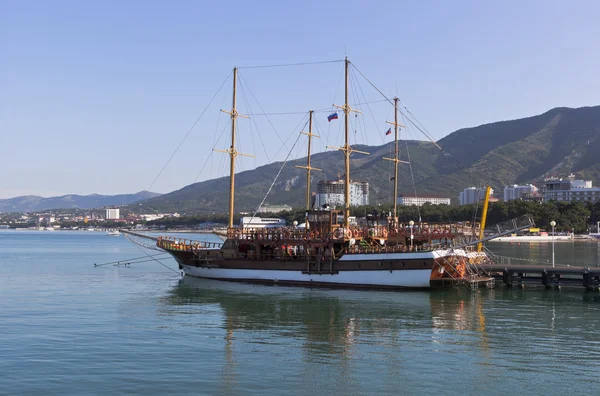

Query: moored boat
left=153, top=58, right=497, bottom=290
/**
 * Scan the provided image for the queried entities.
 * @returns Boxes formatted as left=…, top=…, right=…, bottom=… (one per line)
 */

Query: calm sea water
left=2, top=230, right=600, bottom=395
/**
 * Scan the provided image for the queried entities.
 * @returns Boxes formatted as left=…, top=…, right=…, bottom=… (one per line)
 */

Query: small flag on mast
left=385, top=128, right=392, bottom=136
left=327, top=112, right=338, bottom=122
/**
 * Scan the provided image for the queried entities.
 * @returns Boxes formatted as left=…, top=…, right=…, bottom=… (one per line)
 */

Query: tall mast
left=328, top=58, right=367, bottom=228
left=216, top=67, right=251, bottom=228
left=228, top=68, right=238, bottom=229
left=394, top=98, right=399, bottom=217
left=343, top=58, right=351, bottom=227
left=384, top=97, right=407, bottom=219
left=296, top=111, right=321, bottom=211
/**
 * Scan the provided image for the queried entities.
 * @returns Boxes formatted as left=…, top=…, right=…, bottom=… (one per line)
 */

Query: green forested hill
left=137, top=105, right=600, bottom=214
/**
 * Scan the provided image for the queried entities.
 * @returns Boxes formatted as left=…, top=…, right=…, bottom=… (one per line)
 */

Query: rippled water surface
left=2, top=230, right=600, bottom=395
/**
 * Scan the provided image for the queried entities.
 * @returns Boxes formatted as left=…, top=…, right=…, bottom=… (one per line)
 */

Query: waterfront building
left=542, top=176, right=600, bottom=202
left=105, top=208, right=120, bottom=220
left=314, top=179, right=369, bottom=207
left=503, top=184, right=538, bottom=201
left=257, top=204, right=293, bottom=214
left=459, top=187, right=494, bottom=205
left=397, top=195, right=451, bottom=206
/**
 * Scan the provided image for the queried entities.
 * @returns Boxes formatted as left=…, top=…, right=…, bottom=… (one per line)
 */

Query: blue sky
left=2, top=0, right=599, bottom=198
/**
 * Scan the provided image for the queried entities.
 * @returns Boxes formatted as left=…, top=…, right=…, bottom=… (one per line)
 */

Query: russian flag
left=327, top=112, right=338, bottom=122
left=385, top=128, right=392, bottom=136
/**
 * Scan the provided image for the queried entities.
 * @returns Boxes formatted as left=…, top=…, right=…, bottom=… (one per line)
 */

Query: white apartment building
left=459, top=187, right=494, bottom=205
left=503, top=184, right=538, bottom=201
left=397, top=195, right=451, bottom=206
left=314, top=180, right=369, bottom=207
left=105, top=208, right=120, bottom=220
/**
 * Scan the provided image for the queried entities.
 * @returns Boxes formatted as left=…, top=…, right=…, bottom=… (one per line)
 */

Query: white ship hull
left=181, top=265, right=433, bottom=288
left=179, top=249, right=467, bottom=289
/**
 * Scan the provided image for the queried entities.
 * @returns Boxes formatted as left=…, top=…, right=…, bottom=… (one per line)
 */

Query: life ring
left=353, top=229, right=360, bottom=238
left=382, top=228, right=389, bottom=237
left=345, top=229, right=352, bottom=239
left=334, top=228, right=344, bottom=239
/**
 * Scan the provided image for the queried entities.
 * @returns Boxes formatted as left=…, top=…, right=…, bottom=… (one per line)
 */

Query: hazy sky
left=2, top=0, right=599, bottom=198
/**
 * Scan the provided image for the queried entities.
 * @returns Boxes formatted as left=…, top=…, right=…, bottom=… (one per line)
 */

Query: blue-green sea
left=2, top=230, right=600, bottom=395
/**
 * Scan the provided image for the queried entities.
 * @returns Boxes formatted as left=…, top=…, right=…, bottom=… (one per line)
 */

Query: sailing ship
left=147, top=58, right=501, bottom=289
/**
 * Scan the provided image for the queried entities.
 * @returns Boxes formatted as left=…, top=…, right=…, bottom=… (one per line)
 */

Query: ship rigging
left=123, top=57, right=532, bottom=289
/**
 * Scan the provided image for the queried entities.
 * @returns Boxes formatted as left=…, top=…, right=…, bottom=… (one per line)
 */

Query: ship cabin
left=306, top=209, right=343, bottom=237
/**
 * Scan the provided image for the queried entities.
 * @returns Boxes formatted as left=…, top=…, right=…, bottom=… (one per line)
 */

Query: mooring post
left=503, top=268, right=512, bottom=287
left=583, top=271, right=593, bottom=290
left=542, top=270, right=551, bottom=289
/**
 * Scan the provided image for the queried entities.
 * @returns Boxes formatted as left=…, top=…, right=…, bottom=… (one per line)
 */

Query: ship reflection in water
left=160, top=278, right=496, bottom=393
left=159, top=278, right=600, bottom=394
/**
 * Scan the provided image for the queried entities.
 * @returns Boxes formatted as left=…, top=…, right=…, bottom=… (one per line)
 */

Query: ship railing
left=227, top=226, right=394, bottom=241
left=156, top=236, right=223, bottom=252
left=387, top=221, right=481, bottom=239
left=226, top=225, right=467, bottom=242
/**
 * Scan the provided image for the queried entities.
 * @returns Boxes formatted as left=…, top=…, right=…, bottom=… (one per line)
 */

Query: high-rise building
left=459, top=187, right=494, bottom=205
left=314, top=180, right=369, bottom=207
left=503, top=184, right=538, bottom=201
left=106, top=208, right=120, bottom=220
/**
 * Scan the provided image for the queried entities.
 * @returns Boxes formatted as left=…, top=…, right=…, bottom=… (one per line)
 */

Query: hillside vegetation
left=134, top=105, right=600, bottom=214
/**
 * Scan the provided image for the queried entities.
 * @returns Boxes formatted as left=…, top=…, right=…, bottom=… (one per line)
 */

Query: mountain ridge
left=0, top=191, right=161, bottom=212
left=136, top=105, right=600, bottom=214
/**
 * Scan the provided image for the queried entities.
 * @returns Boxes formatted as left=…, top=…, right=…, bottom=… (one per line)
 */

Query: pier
left=480, top=264, right=600, bottom=290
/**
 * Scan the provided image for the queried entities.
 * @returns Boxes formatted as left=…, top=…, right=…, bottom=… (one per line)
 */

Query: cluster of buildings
left=457, top=175, right=600, bottom=205
left=6, top=174, right=598, bottom=229
left=313, top=179, right=453, bottom=208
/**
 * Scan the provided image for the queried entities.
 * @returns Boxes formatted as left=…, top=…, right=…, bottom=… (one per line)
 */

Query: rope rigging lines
left=138, top=70, right=233, bottom=203
left=138, top=57, right=487, bottom=220
left=251, top=117, right=308, bottom=219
